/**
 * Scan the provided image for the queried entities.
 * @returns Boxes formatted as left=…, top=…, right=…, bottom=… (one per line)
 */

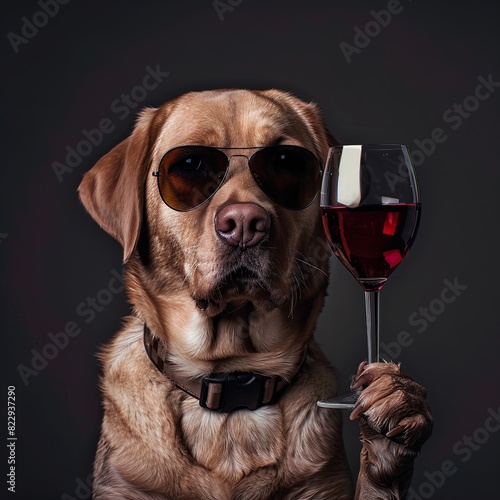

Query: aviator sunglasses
left=152, top=145, right=322, bottom=212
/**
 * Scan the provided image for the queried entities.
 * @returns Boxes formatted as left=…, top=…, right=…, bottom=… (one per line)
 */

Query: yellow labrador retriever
left=79, top=89, right=432, bottom=499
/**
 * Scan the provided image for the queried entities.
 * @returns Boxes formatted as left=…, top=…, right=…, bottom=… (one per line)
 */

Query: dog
left=78, top=89, right=432, bottom=499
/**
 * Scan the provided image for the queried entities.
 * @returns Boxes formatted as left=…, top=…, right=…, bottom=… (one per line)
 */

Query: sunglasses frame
left=152, top=145, right=322, bottom=212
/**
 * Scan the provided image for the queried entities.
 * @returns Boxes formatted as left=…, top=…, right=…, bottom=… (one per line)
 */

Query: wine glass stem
left=364, top=290, right=380, bottom=364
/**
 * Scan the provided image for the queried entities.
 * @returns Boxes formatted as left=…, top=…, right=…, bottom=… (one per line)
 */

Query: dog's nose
left=215, top=203, right=270, bottom=248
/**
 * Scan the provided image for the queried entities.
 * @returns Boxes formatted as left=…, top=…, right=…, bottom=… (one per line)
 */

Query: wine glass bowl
left=317, top=145, right=420, bottom=409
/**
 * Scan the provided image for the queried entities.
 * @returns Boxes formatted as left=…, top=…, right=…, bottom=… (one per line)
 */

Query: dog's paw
left=349, top=361, right=433, bottom=453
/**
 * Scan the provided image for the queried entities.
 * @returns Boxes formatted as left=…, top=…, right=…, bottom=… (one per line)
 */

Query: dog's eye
left=178, top=156, right=202, bottom=171
left=272, top=151, right=304, bottom=176
left=274, top=152, right=303, bottom=173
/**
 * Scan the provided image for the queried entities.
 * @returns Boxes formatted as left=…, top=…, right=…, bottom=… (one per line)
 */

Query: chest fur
left=179, top=399, right=285, bottom=481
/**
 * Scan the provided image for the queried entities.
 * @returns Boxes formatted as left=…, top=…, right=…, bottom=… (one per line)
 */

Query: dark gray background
left=2, top=0, right=499, bottom=498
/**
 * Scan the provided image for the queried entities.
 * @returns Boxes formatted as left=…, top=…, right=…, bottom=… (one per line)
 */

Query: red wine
left=322, top=204, right=420, bottom=291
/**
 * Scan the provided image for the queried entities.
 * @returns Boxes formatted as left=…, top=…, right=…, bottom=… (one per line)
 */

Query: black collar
left=143, top=324, right=303, bottom=413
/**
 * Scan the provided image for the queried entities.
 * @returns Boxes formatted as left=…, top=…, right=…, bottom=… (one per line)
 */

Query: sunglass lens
left=158, top=147, right=228, bottom=211
left=250, top=146, right=320, bottom=210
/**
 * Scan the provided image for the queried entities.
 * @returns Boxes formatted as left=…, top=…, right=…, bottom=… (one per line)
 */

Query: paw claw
left=348, top=412, right=357, bottom=421
left=349, top=403, right=365, bottom=421
left=355, top=360, right=368, bottom=377
left=350, top=361, right=370, bottom=390
left=386, top=423, right=405, bottom=438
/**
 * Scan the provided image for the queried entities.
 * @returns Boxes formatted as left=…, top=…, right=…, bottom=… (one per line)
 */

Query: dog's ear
left=325, top=128, right=341, bottom=147
left=297, top=102, right=341, bottom=149
left=263, top=90, right=341, bottom=153
left=78, top=107, right=158, bottom=263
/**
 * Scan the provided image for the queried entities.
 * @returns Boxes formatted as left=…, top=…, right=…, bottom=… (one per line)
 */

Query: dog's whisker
left=182, top=261, right=201, bottom=287
left=291, top=270, right=305, bottom=289
left=181, top=272, right=190, bottom=287
left=287, top=274, right=302, bottom=318
left=294, top=264, right=307, bottom=288
left=294, top=257, right=328, bottom=277
left=294, top=272, right=306, bottom=294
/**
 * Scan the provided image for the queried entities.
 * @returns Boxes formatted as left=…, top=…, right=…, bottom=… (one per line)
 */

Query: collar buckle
left=200, top=372, right=278, bottom=413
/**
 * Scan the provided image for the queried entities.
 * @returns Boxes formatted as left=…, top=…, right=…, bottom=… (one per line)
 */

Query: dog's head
left=79, top=89, right=337, bottom=373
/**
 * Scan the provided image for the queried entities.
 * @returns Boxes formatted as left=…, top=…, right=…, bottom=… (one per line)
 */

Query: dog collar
left=143, top=324, right=302, bottom=413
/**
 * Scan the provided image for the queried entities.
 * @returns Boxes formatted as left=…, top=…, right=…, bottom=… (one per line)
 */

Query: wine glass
left=317, top=145, right=421, bottom=410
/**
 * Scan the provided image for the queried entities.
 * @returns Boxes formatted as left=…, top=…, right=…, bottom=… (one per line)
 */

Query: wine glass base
left=317, top=391, right=361, bottom=410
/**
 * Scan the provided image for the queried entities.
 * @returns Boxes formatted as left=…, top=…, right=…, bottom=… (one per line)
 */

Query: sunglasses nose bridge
left=225, top=153, right=252, bottom=176
left=214, top=153, right=261, bottom=202
left=227, top=153, right=250, bottom=165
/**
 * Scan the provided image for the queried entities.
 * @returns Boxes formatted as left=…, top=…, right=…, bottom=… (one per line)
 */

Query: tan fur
left=79, top=89, right=432, bottom=499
